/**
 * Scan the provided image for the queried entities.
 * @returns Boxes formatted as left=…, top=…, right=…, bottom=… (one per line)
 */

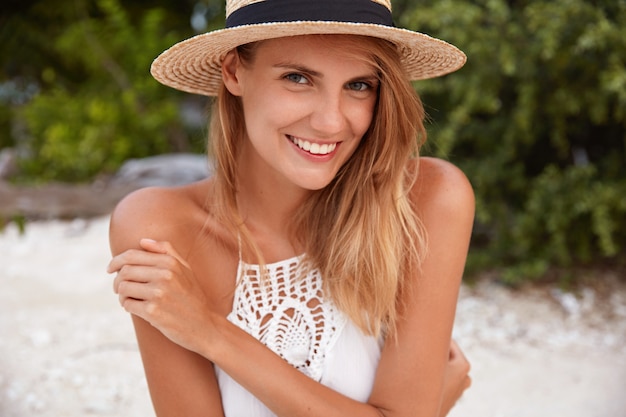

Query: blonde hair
left=209, top=35, right=427, bottom=337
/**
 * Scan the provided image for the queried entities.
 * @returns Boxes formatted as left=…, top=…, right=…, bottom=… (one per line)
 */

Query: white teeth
left=292, top=137, right=337, bottom=155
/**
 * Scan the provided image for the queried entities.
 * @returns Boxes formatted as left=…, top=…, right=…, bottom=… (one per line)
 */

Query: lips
left=289, top=135, right=338, bottom=155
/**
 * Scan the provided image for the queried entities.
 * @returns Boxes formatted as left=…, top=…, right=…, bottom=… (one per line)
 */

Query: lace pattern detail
left=228, top=256, right=346, bottom=382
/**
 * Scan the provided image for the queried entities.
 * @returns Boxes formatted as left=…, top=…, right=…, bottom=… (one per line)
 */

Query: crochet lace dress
left=214, top=255, right=383, bottom=417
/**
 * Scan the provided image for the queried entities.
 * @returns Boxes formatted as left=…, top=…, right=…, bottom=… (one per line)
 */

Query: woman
left=108, top=1, right=474, bottom=416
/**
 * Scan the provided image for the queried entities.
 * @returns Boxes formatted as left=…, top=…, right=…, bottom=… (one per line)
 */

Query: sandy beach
left=1, top=216, right=625, bottom=417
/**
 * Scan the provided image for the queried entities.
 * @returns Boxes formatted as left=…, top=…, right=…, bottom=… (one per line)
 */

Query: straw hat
left=150, top=0, right=466, bottom=97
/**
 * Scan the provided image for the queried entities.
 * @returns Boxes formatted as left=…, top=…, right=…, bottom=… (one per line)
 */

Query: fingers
left=114, top=266, right=169, bottom=319
left=140, top=239, right=191, bottom=269
left=449, top=339, right=468, bottom=364
left=118, top=297, right=144, bottom=317
left=449, top=339, right=460, bottom=359
left=463, top=370, right=471, bottom=390
left=108, top=239, right=193, bottom=308
left=107, top=248, right=162, bottom=274
left=108, top=240, right=182, bottom=299
left=448, top=339, right=472, bottom=389
left=138, top=238, right=168, bottom=254
left=113, top=264, right=159, bottom=294
left=107, top=239, right=187, bottom=274
left=116, top=279, right=155, bottom=305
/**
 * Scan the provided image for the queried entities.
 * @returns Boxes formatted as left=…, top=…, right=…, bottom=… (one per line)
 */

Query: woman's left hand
left=107, top=238, right=213, bottom=354
left=439, top=340, right=471, bottom=417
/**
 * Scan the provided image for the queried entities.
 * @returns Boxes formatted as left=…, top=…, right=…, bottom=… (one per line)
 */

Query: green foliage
left=8, top=0, right=204, bottom=181
left=401, top=0, right=626, bottom=282
left=0, top=104, right=11, bottom=149
left=3, top=0, right=625, bottom=282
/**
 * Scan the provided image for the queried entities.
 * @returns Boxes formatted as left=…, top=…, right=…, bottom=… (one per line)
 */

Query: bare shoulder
left=108, top=179, right=213, bottom=255
left=410, top=157, right=475, bottom=218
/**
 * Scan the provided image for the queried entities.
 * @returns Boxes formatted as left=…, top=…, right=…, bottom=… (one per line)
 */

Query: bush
left=401, top=0, right=626, bottom=282
left=5, top=0, right=625, bottom=283
left=12, top=0, right=205, bottom=181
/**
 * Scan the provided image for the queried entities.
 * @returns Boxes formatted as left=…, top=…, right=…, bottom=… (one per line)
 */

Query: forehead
left=245, top=34, right=383, bottom=76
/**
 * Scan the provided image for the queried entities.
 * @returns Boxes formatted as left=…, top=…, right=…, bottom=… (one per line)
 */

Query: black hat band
left=226, top=0, right=395, bottom=28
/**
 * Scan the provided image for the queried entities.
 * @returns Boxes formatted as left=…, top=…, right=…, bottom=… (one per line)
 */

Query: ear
left=221, top=50, right=244, bottom=96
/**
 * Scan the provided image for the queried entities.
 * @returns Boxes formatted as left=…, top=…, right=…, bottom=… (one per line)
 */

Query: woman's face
left=223, top=35, right=379, bottom=191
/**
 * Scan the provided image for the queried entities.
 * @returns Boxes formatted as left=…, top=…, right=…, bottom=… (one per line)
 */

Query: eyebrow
left=273, top=62, right=323, bottom=78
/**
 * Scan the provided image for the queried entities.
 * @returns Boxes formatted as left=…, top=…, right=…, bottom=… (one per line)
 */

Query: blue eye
left=285, top=73, right=308, bottom=84
left=348, top=81, right=372, bottom=92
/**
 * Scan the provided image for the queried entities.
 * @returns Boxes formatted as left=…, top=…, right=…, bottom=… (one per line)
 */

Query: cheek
left=243, top=91, right=311, bottom=138
left=240, top=93, right=275, bottom=135
left=353, top=101, right=377, bottom=137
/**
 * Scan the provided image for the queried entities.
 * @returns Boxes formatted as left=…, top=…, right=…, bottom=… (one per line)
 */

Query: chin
left=295, top=175, right=335, bottom=191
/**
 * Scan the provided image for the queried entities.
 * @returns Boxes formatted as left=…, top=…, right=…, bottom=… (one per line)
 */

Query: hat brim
left=150, top=21, right=467, bottom=96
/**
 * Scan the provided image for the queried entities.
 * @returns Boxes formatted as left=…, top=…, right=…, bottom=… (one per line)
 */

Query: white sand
left=1, top=217, right=625, bottom=417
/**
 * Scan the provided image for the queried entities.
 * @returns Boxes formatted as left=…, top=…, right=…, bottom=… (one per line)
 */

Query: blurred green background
left=1, top=0, right=625, bottom=284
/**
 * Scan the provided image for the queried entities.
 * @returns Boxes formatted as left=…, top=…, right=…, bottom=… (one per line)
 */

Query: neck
left=235, top=145, right=312, bottom=248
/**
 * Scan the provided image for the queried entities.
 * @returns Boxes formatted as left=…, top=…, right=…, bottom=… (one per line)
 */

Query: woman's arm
left=108, top=186, right=225, bottom=417
left=368, top=157, right=475, bottom=416
left=109, top=157, right=474, bottom=417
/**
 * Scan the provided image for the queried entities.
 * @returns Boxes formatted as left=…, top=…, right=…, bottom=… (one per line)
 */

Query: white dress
left=214, top=255, right=383, bottom=417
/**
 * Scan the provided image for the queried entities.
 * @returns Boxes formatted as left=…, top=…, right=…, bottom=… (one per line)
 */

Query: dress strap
left=236, top=232, right=242, bottom=263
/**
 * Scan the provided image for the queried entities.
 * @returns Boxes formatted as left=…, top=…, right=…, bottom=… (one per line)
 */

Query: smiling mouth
left=288, top=135, right=338, bottom=155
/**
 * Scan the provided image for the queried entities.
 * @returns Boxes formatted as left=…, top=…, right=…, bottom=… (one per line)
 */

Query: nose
left=309, top=91, right=347, bottom=137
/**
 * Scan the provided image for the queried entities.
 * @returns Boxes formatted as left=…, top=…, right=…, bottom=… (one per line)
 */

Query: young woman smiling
left=107, top=1, right=474, bottom=416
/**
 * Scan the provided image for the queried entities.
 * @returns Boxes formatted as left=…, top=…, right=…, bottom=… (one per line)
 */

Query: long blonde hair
left=209, top=35, right=427, bottom=337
